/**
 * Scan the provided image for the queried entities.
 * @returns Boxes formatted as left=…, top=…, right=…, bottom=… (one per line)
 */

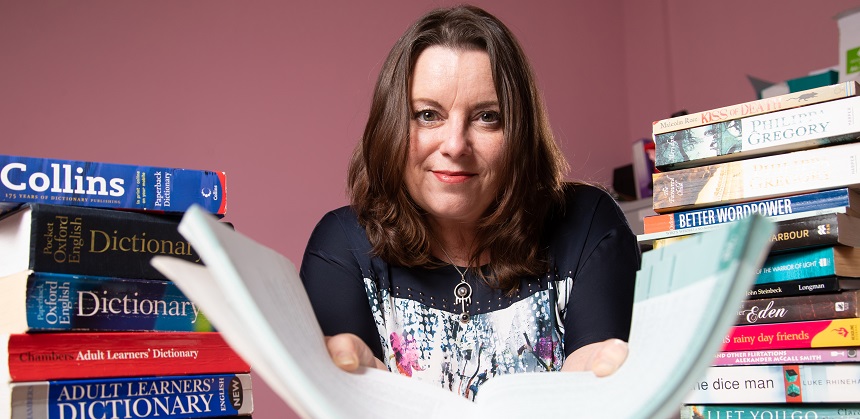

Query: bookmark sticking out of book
left=151, top=205, right=775, bottom=419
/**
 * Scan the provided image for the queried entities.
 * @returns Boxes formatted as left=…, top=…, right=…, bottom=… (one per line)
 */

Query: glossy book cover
left=7, top=374, right=253, bottom=418
left=0, top=154, right=226, bottom=215
left=4, top=271, right=215, bottom=332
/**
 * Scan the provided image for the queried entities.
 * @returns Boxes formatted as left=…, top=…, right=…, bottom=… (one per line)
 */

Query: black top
left=300, top=183, right=640, bottom=398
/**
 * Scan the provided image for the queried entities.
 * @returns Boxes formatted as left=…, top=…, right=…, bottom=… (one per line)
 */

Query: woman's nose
left=438, top=119, right=471, bottom=158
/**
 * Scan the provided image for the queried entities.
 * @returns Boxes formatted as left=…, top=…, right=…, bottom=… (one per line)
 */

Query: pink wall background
left=1, top=1, right=857, bottom=417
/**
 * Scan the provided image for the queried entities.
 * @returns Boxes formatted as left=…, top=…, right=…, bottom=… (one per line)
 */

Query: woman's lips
left=433, top=171, right=474, bottom=183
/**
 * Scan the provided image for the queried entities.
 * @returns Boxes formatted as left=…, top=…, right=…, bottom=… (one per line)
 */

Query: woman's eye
left=479, top=111, right=501, bottom=124
left=415, top=110, right=438, bottom=122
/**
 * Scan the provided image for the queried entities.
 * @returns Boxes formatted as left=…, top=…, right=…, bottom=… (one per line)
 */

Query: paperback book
left=756, top=245, right=860, bottom=285
left=0, top=270, right=214, bottom=333
left=649, top=211, right=860, bottom=254
left=0, top=203, right=224, bottom=280
left=681, top=403, right=860, bottom=419
left=150, top=206, right=775, bottom=419
left=641, top=187, right=857, bottom=235
left=686, top=364, right=860, bottom=403
left=1, top=332, right=249, bottom=381
left=0, top=154, right=226, bottom=215
left=712, top=347, right=859, bottom=367
left=722, top=318, right=860, bottom=351
left=748, top=276, right=860, bottom=299
left=1, top=373, right=253, bottom=418
left=736, top=289, right=860, bottom=325
left=654, top=94, right=860, bottom=170
left=651, top=141, right=860, bottom=214
left=652, top=81, right=860, bottom=135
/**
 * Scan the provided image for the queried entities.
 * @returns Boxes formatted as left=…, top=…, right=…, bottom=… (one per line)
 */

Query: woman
left=300, top=5, right=640, bottom=399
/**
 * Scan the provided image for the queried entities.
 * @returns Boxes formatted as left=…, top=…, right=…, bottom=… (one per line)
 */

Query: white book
left=151, top=206, right=775, bottom=419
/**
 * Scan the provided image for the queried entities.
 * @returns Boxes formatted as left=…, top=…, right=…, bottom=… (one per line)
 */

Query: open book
left=151, top=206, right=775, bottom=419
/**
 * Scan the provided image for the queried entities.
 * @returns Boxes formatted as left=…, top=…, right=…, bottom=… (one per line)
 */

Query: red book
left=3, top=332, right=249, bottom=382
left=722, top=318, right=860, bottom=351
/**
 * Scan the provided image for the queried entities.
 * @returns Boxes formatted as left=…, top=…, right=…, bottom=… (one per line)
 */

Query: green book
left=151, top=206, right=775, bottom=419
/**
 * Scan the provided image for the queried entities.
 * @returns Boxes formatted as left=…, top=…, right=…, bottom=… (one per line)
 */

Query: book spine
left=651, top=142, right=860, bottom=214
left=755, top=246, right=838, bottom=284
left=681, top=403, right=860, bottom=419
left=653, top=81, right=860, bottom=135
left=0, top=154, right=226, bottom=215
left=736, top=290, right=860, bottom=325
left=747, top=276, right=850, bottom=299
left=654, top=94, right=860, bottom=170
left=24, top=204, right=210, bottom=280
left=641, top=187, right=851, bottom=235
left=712, top=347, right=860, bottom=366
left=722, top=318, right=860, bottom=351
left=639, top=207, right=847, bottom=242
left=687, top=364, right=860, bottom=403
left=6, top=332, right=249, bottom=381
left=22, top=271, right=215, bottom=332
left=10, top=373, right=253, bottom=418
left=768, top=212, right=850, bottom=253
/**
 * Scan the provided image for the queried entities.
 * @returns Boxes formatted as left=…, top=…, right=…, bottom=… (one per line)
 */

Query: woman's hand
left=325, top=333, right=387, bottom=372
left=560, top=338, right=628, bottom=377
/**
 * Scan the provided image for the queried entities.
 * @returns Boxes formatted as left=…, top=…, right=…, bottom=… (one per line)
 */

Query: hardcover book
left=0, top=270, right=215, bottom=333
left=0, top=154, right=226, bottom=216
left=748, top=276, right=860, bottom=299
left=150, top=206, right=775, bottom=419
left=1, top=332, right=249, bottom=381
left=736, top=289, right=860, bottom=325
left=641, top=187, right=857, bottom=235
left=712, top=347, right=859, bottom=367
left=686, top=364, right=860, bottom=404
left=756, top=245, right=860, bottom=285
left=722, top=318, right=860, bottom=351
left=654, top=94, right=860, bottom=170
left=1, top=373, right=253, bottom=418
left=0, top=203, right=227, bottom=280
left=681, top=403, right=860, bottom=419
left=652, top=81, right=860, bottom=135
left=651, top=141, right=860, bottom=214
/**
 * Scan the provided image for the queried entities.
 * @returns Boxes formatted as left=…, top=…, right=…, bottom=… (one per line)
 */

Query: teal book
left=682, top=403, right=860, bottom=419
left=756, top=245, right=860, bottom=284
left=151, top=207, right=775, bottom=419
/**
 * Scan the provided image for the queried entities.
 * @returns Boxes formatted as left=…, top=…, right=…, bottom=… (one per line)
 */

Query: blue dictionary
left=0, top=154, right=227, bottom=215
left=4, top=271, right=215, bottom=333
left=9, top=374, right=253, bottom=418
left=755, top=245, right=860, bottom=284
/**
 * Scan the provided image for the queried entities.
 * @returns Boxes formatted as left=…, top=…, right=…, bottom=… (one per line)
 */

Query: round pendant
left=454, top=282, right=472, bottom=299
left=459, top=312, right=470, bottom=323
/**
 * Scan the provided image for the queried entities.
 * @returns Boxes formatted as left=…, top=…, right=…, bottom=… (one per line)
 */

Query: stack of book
left=0, top=154, right=254, bottom=418
left=638, top=82, right=860, bottom=418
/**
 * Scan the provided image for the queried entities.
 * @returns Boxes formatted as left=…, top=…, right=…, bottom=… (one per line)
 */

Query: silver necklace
left=439, top=246, right=472, bottom=323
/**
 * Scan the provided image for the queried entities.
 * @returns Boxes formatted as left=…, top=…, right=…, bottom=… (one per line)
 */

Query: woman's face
left=405, top=46, right=504, bottom=228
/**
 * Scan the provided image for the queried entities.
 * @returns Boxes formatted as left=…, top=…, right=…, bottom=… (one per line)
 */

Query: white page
left=152, top=207, right=475, bottom=419
left=153, top=206, right=774, bottom=419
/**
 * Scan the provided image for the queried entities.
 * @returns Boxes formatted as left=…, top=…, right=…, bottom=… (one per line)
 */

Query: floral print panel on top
left=363, top=273, right=572, bottom=400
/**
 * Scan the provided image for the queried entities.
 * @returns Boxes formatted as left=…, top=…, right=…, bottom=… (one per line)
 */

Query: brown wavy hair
left=347, top=5, right=569, bottom=292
